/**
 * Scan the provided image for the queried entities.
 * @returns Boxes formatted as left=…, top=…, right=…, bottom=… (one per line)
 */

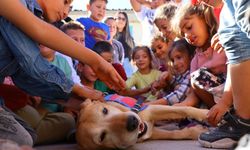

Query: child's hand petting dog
left=72, top=84, right=104, bottom=102
left=151, top=72, right=170, bottom=95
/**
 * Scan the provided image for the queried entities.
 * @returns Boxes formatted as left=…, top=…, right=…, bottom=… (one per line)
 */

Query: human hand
left=207, top=102, right=229, bottom=126
left=72, top=84, right=104, bottom=102
left=92, top=61, right=126, bottom=92
left=150, top=81, right=161, bottom=95
left=211, top=33, right=224, bottom=53
left=27, top=96, right=42, bottom=108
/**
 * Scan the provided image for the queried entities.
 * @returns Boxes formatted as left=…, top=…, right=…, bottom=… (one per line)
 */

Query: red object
left=191, top=0, right=198, bottom=5
left=0, top=84, right=28, bottom=111
left=112, top=63, right=127, bottom=81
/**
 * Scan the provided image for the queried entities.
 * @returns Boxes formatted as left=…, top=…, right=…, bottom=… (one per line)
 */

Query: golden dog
left=76, top=98, right=208, bottom=150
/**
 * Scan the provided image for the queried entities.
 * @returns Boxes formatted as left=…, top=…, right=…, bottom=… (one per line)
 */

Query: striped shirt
left=163, top=71, right=190, bottom=105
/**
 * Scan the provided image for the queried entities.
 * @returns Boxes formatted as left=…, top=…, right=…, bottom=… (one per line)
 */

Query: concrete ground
left=35, top=140, right=223, bottom=150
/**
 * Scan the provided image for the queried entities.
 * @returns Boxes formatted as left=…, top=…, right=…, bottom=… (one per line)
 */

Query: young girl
left=153, top=2, right=178, bottom=41
left=151, top=34, right=173, bottom=72
left=148, top=39, right=196, bottom=106
left=172, top=2, right=227, bottom=108
left=124, top=46, right=161, bottom=102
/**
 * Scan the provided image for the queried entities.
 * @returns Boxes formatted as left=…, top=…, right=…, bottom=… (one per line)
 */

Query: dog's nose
left=126, top=115, right=139, bottom=132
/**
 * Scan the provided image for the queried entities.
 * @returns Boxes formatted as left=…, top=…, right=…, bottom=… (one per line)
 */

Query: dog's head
left=76, top=99, right=145, bottom=150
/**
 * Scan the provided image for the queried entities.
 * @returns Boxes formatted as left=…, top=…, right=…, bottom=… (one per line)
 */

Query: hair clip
left=191, top=0, right=198, bottom=5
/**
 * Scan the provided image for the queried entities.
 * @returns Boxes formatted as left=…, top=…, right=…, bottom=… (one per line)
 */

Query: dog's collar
left=138, top=122, right=148, bottom=139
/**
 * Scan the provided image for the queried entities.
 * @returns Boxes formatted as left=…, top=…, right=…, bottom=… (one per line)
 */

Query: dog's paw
left=187, top=125, right=208, bottom=140
left=190, top=108, right=209, bottom=122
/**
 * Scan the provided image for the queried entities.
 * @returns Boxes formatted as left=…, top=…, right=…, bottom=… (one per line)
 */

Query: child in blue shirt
left=77, top=0, right=110, bottom=49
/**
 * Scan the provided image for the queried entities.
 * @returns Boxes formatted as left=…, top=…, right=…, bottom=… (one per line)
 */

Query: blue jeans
left=0, top=17, right=74, bottom=102
left=218, top=0, right=250, bottom=64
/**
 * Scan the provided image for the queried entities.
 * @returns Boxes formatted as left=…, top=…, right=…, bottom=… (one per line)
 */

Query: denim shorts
left=221, top=31, right=250, bottom=65
left=219, top=0, right=250, bottom=64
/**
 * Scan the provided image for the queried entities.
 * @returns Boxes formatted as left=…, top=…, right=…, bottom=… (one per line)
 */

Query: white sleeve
left=56, top=52, right=83, bottom=86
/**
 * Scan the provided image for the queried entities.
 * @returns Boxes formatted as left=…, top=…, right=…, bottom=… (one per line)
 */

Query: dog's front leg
left=140, top=105, right=208, bottom=122
left=150, top=125, right=208, bottom=140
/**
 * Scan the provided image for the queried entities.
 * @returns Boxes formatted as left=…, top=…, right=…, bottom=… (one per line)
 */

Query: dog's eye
left=100, top=131, right=106, bottom=142
left=102, top=107, right=108, bottom=115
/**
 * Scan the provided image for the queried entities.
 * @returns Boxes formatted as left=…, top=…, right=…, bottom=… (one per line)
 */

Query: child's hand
left=150, top=81, right=161, bottom=95
left=92, top=61, right=126, bottom=92
left=28, top=96, right=42, bottom=108
left=151, top=71, right=170, bottom=94
left=211, top=33, right=224, bottom=53
left=72, top=84, right=104, bottom=102
left=207, top=102, right=230, bottom=126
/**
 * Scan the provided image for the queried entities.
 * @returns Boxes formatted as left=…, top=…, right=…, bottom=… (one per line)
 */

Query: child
left=130, top=0, right=168, bottom=45
left=197, top=0, right=250, bottom=149
left=39, top=45, right=104, bottom=112
left=153, top=2, right=178, bottom=41
left=148, top=39, right=196, bottom=106
left=151, top=34, right=173, bottom=72
left=77, top=63, right=98, bottom=89
left=0, top=0, right=125, bottom=146
left=125, top=46, right=161, bottom=101
left=77, top=0, right=110, bottom=49
left=93, top=41, right=127, bottom=94
left=172, top=2, right=227, bottom=108
left=58, top=21, right=85, bottom=85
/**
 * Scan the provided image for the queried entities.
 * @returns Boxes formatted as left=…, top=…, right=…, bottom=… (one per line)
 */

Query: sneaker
left=235, top=134, right=250, bottom=150
left=198, top=109, right=250, bottom=149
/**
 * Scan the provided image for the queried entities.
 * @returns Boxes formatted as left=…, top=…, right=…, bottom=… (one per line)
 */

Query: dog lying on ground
left=76, top=94, right=209, bottom=150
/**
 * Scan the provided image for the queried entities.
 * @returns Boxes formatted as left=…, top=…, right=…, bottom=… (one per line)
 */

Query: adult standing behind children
left=104, top=17, right=125, bottom=64
left=114, top=11, right=136, bottom=77
left=77, top=0, right=110, bottom=49
left=130, top=0, right=167, bottom=46
left=0, top=0, right=125, bottom=146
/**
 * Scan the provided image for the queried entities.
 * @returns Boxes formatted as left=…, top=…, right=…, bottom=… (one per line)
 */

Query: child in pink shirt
left=172, top=2, right=227, bottom=108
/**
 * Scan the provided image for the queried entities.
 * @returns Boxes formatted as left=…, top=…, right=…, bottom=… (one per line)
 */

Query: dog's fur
left=76, top=99, right=208, bottom=150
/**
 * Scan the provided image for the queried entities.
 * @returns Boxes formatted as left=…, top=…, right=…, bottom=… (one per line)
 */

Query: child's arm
left=130, top=0, right=151, bottom=12
left=118, top=86, right=151, bottom=97
left=173, top=88, right=200, bottom=107
left=146, top=98, right=168, bottom=105
left=0, top=1, right=125, bottom=91
left=207, top=69, right=233, bottom=126
left=148, top=75, right=191, bottom=106
left=72, top=84, right=104, bottom=101
left=151, top=71, right=172, bottom=94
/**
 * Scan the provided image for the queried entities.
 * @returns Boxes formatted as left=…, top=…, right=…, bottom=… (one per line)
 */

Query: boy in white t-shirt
left=130, top=0, right=168, bottom=45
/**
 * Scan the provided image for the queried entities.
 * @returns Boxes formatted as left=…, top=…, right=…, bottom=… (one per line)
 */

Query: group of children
left=0, top=0, right=249, bottom=149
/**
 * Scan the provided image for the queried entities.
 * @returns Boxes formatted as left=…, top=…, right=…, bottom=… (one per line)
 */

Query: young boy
left=0, top=0, right=125, bottom=146
left=58, top=22, right=85, bottom=85
left=93, top=41, right=127, bottom=94
left=77, top=0, right=110, bottom=49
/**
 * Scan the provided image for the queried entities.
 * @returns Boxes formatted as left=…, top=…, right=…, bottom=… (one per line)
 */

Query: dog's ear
left=80, top=98, right=93, bottom=109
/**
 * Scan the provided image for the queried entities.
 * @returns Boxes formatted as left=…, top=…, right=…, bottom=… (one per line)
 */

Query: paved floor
left=35, top=140, right=223, bottom=150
